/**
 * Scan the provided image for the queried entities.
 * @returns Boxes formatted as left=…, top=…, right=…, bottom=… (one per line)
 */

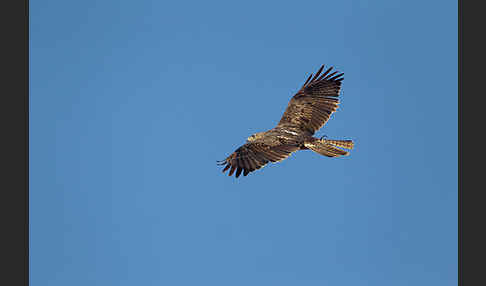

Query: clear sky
left=30, top=1, right=457, bottom=285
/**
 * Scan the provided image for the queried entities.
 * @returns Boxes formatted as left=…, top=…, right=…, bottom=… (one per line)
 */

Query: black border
left=0, top=1, right=28, bottom=285
left=459, top=0, right=484, bottom=285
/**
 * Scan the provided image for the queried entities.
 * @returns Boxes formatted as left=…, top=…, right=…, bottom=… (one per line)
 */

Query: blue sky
left=30, top=0, right=457, bottom=285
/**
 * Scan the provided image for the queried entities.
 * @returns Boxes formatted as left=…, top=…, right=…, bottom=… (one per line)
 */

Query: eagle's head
left=247, top=131, right=266, bottom=142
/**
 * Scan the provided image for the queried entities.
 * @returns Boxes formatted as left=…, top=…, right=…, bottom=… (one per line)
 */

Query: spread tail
left=304, top=137, right=354, bottom=157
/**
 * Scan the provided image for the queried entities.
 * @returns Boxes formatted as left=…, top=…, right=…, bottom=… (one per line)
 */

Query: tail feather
left=321, top=139, right=354, bottom=149
left=304, top=137, right=354, bottom=158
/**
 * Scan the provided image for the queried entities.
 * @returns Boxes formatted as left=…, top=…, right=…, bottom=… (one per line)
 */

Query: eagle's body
left=218, top=64, right=354, bottom=178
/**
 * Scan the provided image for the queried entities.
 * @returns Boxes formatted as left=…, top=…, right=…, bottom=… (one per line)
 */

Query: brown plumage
left=217, top=64, right=354, bottom=178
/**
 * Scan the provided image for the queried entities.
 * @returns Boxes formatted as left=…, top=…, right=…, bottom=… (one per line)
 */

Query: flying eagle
left=217, top=64, right=354, bottom=178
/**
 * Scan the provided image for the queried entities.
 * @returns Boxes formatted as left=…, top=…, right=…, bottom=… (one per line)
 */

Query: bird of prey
left=217, top=64, right=354, bottom=178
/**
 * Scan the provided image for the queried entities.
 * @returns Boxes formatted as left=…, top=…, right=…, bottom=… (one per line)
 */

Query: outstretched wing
left=277, top=65, right=344, bottom=134
left=217, top=141, right=299, bottom=178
